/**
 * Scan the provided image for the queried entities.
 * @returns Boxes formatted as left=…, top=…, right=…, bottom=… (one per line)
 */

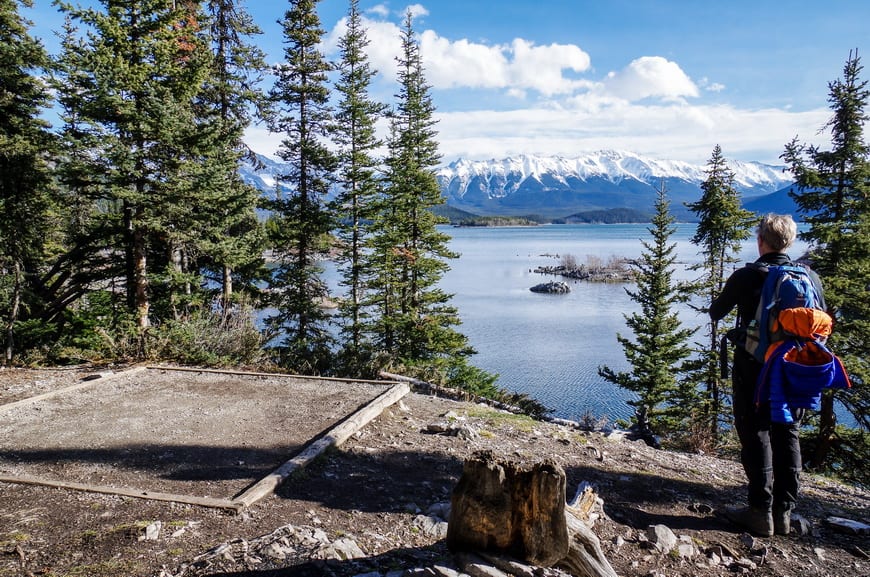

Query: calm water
left=437, top=224, right=809, bottom=423
left=305, top=223, right=816, bottom=424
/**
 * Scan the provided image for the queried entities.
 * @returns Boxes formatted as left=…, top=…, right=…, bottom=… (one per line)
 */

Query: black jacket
left=710, top=253, right=825, bottom=330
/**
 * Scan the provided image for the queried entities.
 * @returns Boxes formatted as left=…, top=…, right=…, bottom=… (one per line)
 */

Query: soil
left=1, top=365, right=868, bottom=577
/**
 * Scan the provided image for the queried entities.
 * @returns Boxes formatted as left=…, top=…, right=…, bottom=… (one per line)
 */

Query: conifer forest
left=1, top=0, right=867, bottom=481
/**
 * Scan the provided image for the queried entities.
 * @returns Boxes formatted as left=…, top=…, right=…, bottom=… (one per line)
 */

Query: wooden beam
left=0, top=365, right=148, bottom=414
left=148, top=365, right=397, bottom=386
left=0, top=473, right=243, bottom=513
left=234, top=382, right=410, bottom=508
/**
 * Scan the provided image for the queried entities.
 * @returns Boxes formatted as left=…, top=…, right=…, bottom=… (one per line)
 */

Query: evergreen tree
left=368, top=11, right=492, bottom=391
left=52, top=0, right=211, bottom=329
left=781, top=50, right=870, bottom=473
left=686, top=144, right=755, bottom=443
left=193, top=0, right=268, bottom=310
left=0, top=0, right=55, bottom=363
left=331, top=0, right=387, bottom=375
left=265, top=0, right=337, bottom=372
left=598, top=184, right=696, bottom=440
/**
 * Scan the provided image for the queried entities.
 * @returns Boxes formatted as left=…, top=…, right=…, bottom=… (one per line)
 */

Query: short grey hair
left=757, top=213, right=797, bottom=252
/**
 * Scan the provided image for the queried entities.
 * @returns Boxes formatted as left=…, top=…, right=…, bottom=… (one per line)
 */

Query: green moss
left=166, top=520, right=188, bottom=528
left=466, top=407, right=537, bottom=431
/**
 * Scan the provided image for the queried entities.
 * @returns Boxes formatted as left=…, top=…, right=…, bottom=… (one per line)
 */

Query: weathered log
left=446, top=450, right=569, bottom=567
left=234, top=382, right=409, bottom=508
left=558, top=511, right=618, bottom=577
left=0, top=473, right=243, bottom=512
left=557, top=481, right=618, bottom=577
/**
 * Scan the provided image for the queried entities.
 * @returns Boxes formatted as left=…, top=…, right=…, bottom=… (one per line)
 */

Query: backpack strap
left=734, top=262, right=769, bottom=331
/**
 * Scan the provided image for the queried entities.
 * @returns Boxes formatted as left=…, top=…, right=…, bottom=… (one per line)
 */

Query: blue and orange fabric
left=755, top=307, right=851, bottom=424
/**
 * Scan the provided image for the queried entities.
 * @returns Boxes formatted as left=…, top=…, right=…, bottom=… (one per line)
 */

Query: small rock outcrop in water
left=530, top=281, right=571, bottom=294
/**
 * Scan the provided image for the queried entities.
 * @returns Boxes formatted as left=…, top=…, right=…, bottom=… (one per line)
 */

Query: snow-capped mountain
left=435, top=150, right=793, bottom=219
left=239, top=154, right=287, bottom=194
left=240, top=150, right=795, bottom=220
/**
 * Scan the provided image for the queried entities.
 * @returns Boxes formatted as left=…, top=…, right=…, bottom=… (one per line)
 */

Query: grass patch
left=1, top=531, right=29, bottom=543
left=466, top=407, right=537, bottom=432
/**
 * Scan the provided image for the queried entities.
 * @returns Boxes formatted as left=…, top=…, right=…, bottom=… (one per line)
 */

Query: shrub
left=144, top=303, right=265, bottom=367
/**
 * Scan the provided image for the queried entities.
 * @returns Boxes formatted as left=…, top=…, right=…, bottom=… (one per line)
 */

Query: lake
left=436, top=223, right=810, bottom=424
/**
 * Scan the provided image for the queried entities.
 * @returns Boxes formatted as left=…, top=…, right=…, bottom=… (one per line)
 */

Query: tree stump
left=446, top=450, right=569, bottom=567
left=447, top=451, right=618, bottom=577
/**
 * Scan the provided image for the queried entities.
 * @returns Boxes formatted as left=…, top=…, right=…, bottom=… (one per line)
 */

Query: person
left=709, top=213, right=824, bottom=537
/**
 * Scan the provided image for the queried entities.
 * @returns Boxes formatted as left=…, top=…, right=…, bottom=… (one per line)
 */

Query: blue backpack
left=742, top=262, right=825, bottom=363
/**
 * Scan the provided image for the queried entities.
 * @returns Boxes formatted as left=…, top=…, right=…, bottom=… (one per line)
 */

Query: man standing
left=710, top=213, right=823, bottom=537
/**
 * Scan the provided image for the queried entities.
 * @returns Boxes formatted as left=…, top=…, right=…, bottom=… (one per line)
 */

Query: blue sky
left=23, top=0, right=870, bottom=165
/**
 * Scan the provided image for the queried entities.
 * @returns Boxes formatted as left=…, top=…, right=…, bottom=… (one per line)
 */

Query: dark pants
left=732, top=350, right=804, bottom=511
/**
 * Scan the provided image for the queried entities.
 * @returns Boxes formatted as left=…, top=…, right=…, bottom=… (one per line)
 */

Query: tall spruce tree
left=265, top=0, right=337, bottom=372
left=192, top=0, right=268, bottom=310
left=331, top=0, right=387, bottom=375
left=0, top=0, right=55, bottom=363
left=686, top=144, right=755, bottom=442
left=598, top=184, right=696, bottom=440
left=781, top=50, right=870, bottom=473
left=52, top=0, right=211, bottom=329
left=369, top=11, right=491, bottom=391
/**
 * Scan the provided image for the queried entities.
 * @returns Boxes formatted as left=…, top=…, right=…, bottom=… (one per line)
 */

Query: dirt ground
left=0, top=366, right=390, bottom=500
left=0, top=365, right=868, bottom=577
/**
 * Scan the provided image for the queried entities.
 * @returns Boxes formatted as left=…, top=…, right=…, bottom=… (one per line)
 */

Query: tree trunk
left=4, top=261, right=22, bottom=365
left=133, top=216, right=150, bottom=329
left=222, top=264, right=233, bottom=309
left=812, top=390, right=837, bottom=468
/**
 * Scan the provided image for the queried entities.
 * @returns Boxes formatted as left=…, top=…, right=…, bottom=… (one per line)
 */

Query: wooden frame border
left=0, top=367, right=409, bottom=512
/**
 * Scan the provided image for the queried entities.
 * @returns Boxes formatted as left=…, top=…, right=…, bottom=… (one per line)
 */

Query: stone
left=430, top=566, right=464, bottom=577
left=792, top=513, right=813, bottom=536
left=645, top=524, right=677, bottom=554
left=263, top=542, right=288, bottom=561
left=530, top=281, right=571, bottom=294
left=675, top=541, right=697, bottom=559
left=478, top=552, right=536, bottom=577
left=413, top=514, right=449, bottom=538
left=825, top=516, right=870, bottom=535
left=427, top=501, right=452, bottom=520
left=139, top=521, right=162, bottom=541
left=325, top=536, right=365, bottom=560
left=461, top=562, right=511, bottom=577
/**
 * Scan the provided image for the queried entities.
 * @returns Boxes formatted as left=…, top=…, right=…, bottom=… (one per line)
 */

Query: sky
left=22, top=0, right=870, bottom=166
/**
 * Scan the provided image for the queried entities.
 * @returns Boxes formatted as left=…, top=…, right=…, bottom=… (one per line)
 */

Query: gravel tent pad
left=0, top=366, right=399, bottom=507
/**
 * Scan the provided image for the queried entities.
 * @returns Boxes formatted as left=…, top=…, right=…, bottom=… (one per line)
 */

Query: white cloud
left=430, top=103, right=832, bottom=165
left=245, top=125, right=287, bottom=161
left=419, top=31, right=509, bottom=89
left=265, top=7, right=833, bottom=167
left=324, top=16, right=592, bottom=96
left=603, top=56, right=699, bottom=102
left=322, top=16, right=403, bottom=81
left=367, top=4, right=390, bottom=18
left=507, top=39, right=592, bottom=96
left=698, top=77, right=726, bottom=93
left=405, top=4, right=429, bottom=20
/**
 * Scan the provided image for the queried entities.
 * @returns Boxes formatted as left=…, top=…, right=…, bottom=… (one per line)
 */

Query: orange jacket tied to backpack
left=756, top=307, right=851, bottom=423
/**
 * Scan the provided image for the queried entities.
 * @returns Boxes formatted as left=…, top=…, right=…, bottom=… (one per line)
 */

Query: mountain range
left=240, top=150, right=798, bottom=222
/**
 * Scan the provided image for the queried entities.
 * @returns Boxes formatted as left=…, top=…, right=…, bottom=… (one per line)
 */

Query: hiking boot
left=774, top=506, right=792, bottom=535
left=722, top=506, right=773, bottom=537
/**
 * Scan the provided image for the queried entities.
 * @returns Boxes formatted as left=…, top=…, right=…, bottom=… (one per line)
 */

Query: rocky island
left=533, top=254, right=635, bottom=284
